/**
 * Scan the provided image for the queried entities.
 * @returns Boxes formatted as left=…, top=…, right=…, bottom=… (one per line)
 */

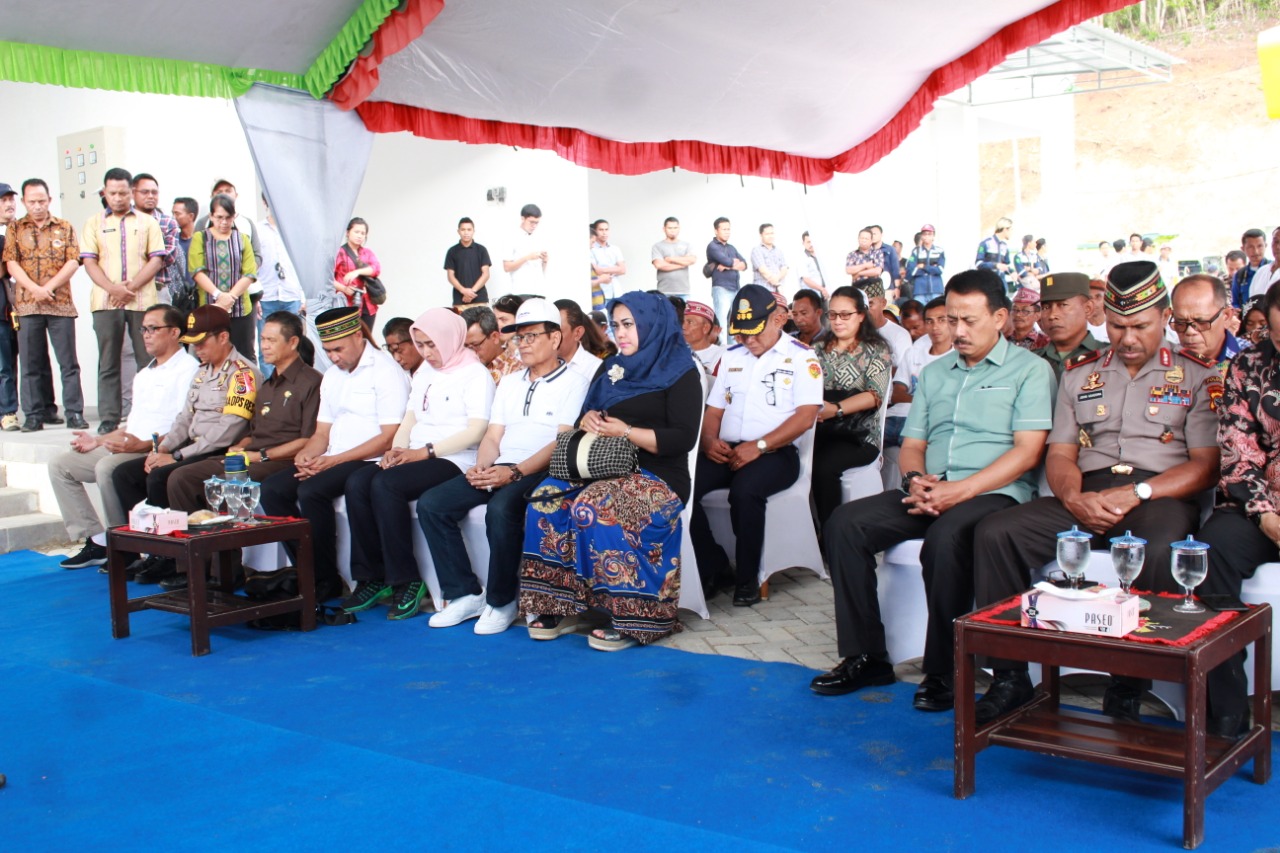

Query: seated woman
left=812, top=285, right=892, bottom=525
left=341, top=308, right=495, bottom=620
left=520, top=291, right=701, bottom=650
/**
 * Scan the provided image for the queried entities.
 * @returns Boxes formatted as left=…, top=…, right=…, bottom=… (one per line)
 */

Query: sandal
left=528, top=613, right=579, bottom=641
left=588, top=626, right=638, bottom=652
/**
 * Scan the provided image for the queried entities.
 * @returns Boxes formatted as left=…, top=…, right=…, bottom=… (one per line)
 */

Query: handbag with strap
left=342, top=245, right=387, bottom=305
left=549, top=429, right=638, bottom=482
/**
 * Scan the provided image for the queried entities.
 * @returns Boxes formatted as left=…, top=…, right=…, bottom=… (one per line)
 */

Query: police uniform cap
left=179, top=305, right=232, bottom=344
left=728, top=284, right=777, bottom=336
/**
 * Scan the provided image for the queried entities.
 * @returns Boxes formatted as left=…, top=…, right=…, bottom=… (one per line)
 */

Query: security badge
left=1081, top=372, right=1104, bottom=391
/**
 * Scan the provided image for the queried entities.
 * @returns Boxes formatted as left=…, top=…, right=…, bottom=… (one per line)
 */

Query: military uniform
left=1033, top=330, right=1104, bottom=382
left=975, top=344, right=1222, bottom=620
left=110, top=347, right=262, bottom=510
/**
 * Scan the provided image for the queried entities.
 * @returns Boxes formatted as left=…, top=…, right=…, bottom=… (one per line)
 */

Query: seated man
left=972, top=261, right=1221, bottom=723
left=554, top=298, right=604, bottom=381
left=418, top=298, right=589, bottom=635
left=462, top=305, right=521, bottom=384
left=682, top=300, right=724, bottom=379
left=165, top=310, right=322, bottom=512
left=1170, top=273, right=1240, bottom=377
left=1192, top=281, right=1280, bottom=738
left=688, top=284, right=823, bottom=605
left=112, top=305, right=261, bottom=583
left=49, top=304, right=198, bottom=569
left=810, top=270, right=1053, bottom=712
left=260, top=307, right=408, bottom=601
left=382, top=315, right=424, bottom=377
left=1033, top=272, right=1104, bottom=381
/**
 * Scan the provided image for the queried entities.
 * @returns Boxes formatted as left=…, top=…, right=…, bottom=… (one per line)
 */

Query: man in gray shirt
left=650, top=216, right=696, bottom=295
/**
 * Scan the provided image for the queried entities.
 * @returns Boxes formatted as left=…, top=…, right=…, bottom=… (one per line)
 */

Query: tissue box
left=1020, top=587, right=1139, bottom=637
left=128, top=507, right=188, bottom=535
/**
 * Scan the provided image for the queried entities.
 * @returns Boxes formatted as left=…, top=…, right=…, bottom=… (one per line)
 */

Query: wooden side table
left=954, top=600, right=1271, bottom=849
left=107, top=518, right=316, bottom=656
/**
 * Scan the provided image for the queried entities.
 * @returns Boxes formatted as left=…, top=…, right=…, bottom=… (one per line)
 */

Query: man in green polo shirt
left=810, top=269, right=1055, bottom=712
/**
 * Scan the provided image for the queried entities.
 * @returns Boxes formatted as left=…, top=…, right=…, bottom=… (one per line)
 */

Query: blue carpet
left=0, top=550, right=1275, bottom=851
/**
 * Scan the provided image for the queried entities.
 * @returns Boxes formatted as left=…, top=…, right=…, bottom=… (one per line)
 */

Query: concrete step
left=0, top=513, right=70, bottom=554
left=0, top=486, right=38, bottom=518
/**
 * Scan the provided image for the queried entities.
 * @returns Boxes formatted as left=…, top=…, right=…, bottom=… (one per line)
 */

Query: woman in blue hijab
left=520, top=291, right=702, bottom=650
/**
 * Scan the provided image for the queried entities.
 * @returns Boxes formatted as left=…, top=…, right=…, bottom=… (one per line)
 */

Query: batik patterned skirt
left=519, top=469, right=684, bottom=643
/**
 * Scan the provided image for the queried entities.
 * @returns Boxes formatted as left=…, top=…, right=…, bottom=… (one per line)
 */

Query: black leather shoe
left=66, top=413, right=89, bottom=430
left=913, top=674, right=954, bottom=712
left=125, top=554, right=157, bottom=580
left=159, top=573, right=189, bottom=592
left=1207, top=712, right=1250, bottom=740
left=20, top=417, right=42, bottom=433
left=134, top=557, right=177, bottom=584
left=809, top=655, right=895, bottom=695
left=732, top=583, right=762, bottom=607
left=1102, top=679, right=1144, bottom=722
left=974, top=669, right=1035, bottom=724
left=97, top=420, right=118, bottom=435
left=43, top=412, right=65, bottom=425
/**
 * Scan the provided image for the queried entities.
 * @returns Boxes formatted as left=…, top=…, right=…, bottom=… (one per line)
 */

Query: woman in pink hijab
left=341, top=308, right=497, bottom=621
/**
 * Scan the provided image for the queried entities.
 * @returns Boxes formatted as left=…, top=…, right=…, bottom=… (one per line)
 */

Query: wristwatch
left=259, top=449, right=270, bottom=463
left=507, top=464, right=524, bottom=482
left=755, top=439, right=768, bottom=453
left=172, top=448, right=184, bottom=462
left=901, top=471, right=924, bottom=493
left=1133, top=481, right=1153, bottom=501
left=426, top=443, right=436, bottom=459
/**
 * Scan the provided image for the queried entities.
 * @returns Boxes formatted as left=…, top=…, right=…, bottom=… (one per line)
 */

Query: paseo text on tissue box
left=128, top=508, right=188, bottom=535
left=1020, top=586, right=1139, bottom=637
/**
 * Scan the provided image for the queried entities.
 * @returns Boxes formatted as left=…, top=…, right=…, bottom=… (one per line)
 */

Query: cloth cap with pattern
left=315, top=306, right=364, bottom=341
left=1105, top=260, right=1168, bottom=316
left=685, top=301, right=716, bottom=324
left=1012, top=286, right=1040, bottom=306
left=857, top=278, right=885, bottom=300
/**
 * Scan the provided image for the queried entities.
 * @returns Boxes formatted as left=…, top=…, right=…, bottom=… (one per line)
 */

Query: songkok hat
left=1012, top=286, right=1040, bottom=306
left=1038, top=272, right=1092, bottom=303
left=1105, top=260, right=1168, bottom=316
left=728, top=284, right=777, bottom=336
left=685, top=301, right=716, bottom=324
left=315, top=306, right=365, bottom=341
left=857, top=278, right=885, bottom=300
left=500, top=297, right=559, bottom=333
left=179, top=305, right=232, bottom=344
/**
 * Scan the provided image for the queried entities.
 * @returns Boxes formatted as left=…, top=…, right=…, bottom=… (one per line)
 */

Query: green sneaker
left=387, top=581, right=427, bottom=621
left=341, top=580, right=391, bottom=612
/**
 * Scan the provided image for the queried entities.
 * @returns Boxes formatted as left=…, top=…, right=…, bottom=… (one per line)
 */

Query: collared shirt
left=1211, top=331, right=1241, bottom=378
left=257, top=219, right=304, bottom=303
left=508, top=228, right=546, bottom=291
left=877, top=243, right=901, bottom=286
left=1247, top=262, right=1280, bottom=301
left=407, top=360, right=495, bottom=468
left=706, top=239, right=746, bottom=291
left=244, top=358, right=323, bottom=452
left=1218, top=338, right=1280, bottom=520
left=1048, top=345, right=1220, bottom=475
left=1034, top=330, right=1104, bottom=382
left=191, top=229, right=258, bottom=317
left=2, top=214, right=80, bottom=317
left=975, top=235, right=1013, bottom=284
left=904, top=336, right=1055, bottom=504
left=79, top=208, right=166, bottom=312
left=879, top=320, right=914, bottom=418
left=897, top=337, right=952, bottom=396
left=708, top=333, right=824, bottom=444
left=318, top=340, right=410, bottom=460
left=590, top=240, right=625, bottom=296
left=124, top=350, right=200, bottom=441
left=566, top=343, right=602, bottom=383
left=1231, top=259, right=1273, bottom=307
left=161, top=347, right=262, bottom=459
left=1008, top=329, right=1050, bottom=351
left=844, top=247, right=885, bottom=286
left=651, top=239, right=692, bottom=294
left=906, top=245, right=947, bottom=297
left=693, top=342, right=724, bottom=378
left=150, top=207, right=182, bottom=290
left=750, top=243, right=788, bottom=288
left=491, top=360, right=590, bottom=464
left=799, top=251, right=825, bottom=292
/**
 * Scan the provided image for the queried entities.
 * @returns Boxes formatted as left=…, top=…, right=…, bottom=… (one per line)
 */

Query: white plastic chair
left=840, top=389, right=891, bottom=504
left=701, top=426, right=825, bottom=591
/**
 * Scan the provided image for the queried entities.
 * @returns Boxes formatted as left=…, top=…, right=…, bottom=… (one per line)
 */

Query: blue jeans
left=0, top=323, right=18, bottom=414
left=712, top=287, right=737, bottom=333
left=416, top=470, right=547, bottom=607
left=257, top=299, right=302, bottom=378
left=883, top=416, right=906, bottom=449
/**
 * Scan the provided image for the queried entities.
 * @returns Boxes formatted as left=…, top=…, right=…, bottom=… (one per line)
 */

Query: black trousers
left=689, top=445, right=799, bottom=590
left=261, top=460, right=373, bottom=594
left=19, top=314, right=81, bottom=419
left=825, top=488, right=1016, bottom=675
left=811, top=434, right=878, bottom=526
left=111, top=451, right=222, bottom=515
left=345, top=458, right=462, bottom=587
left=1198, top=506, right=1271, bottom=722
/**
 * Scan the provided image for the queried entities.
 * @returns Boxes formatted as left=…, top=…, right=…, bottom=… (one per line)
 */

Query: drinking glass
left=223, top=487, right=244, bottom=521
left=1171, top=536, right=1210, bottom=613
left=1109, top=530, right=1146, bottom=602
left=1055, top=525, right=1093, bottom=590
left=203, top=477, right=225, bottom=515
left=244, top=481, right=262, bottom=523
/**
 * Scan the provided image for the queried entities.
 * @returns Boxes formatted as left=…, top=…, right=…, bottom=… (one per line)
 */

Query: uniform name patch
left=1077, top=390, right=1103, bottom=401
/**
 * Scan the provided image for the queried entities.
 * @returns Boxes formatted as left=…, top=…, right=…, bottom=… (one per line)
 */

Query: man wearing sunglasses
left=1170, top=274, right=1239, bottom=378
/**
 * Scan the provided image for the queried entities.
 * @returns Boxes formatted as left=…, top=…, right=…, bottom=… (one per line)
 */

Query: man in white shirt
left=50, top=304, right=199, bottom=569
left=798, top=232, right=829, bottom=299
left=419, top=298, right=589, bottom=635
left=590, top=219, right=626, bottom=301
left=260, top=306, right=409, bottom=600
left=895, top=297, right=953, bottom=415
left=503, top=203, right=547, bottom=292
left=650, top=217, right=696, bottom=296
left=861, top=280, right=913, bottom=448
left=554, top=298, right=603, bottom=382
left=682, top=301, right=724, bottom=380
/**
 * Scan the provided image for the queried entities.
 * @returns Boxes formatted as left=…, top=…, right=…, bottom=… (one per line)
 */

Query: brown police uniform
left=166, top=357, right=323, bottom=511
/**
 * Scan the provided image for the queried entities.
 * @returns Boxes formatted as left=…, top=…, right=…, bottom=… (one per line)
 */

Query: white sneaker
left=427, top=593, right=486, bottom=628
left=474, top=601, right=518, bottom=635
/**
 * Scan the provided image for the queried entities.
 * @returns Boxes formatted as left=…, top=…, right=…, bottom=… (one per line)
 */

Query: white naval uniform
left=707, top=333, right=824, bottom=444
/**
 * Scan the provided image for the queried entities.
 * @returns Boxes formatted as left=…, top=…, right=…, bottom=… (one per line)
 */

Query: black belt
left=1082, top=465, right=1157, bottom=479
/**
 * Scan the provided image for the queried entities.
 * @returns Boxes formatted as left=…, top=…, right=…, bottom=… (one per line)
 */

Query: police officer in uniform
left=112, top=305, right=261, bottom=584
left=688, top=284, right=823, bottom=605
left=972, top=260, right=1222, bottom=723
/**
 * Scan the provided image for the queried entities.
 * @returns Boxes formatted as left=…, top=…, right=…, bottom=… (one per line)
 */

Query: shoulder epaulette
left=1177, top=348, right=1215, bottom=369
left=1065, top=349, right=1103, bottom=370
left=790, top=338, right=813, bottom=351
left=727, top=343, right=743, bottom=352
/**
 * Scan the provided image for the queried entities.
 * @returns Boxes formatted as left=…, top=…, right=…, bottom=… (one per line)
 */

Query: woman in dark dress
left=520, top=291, right=701, bottom=650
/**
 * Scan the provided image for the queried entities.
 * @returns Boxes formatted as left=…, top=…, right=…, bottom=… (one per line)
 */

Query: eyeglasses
left=827, top=311, right=859, bottom=321
left=1168, top=306, right=1225, bottom=333
left=141, top=325, right=176, bottom=335
left=1011, top=307, right=1040, bottom=317
left=464, top=340, right=487, bottom=351
left=512, top=331, right=549, bottom=345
